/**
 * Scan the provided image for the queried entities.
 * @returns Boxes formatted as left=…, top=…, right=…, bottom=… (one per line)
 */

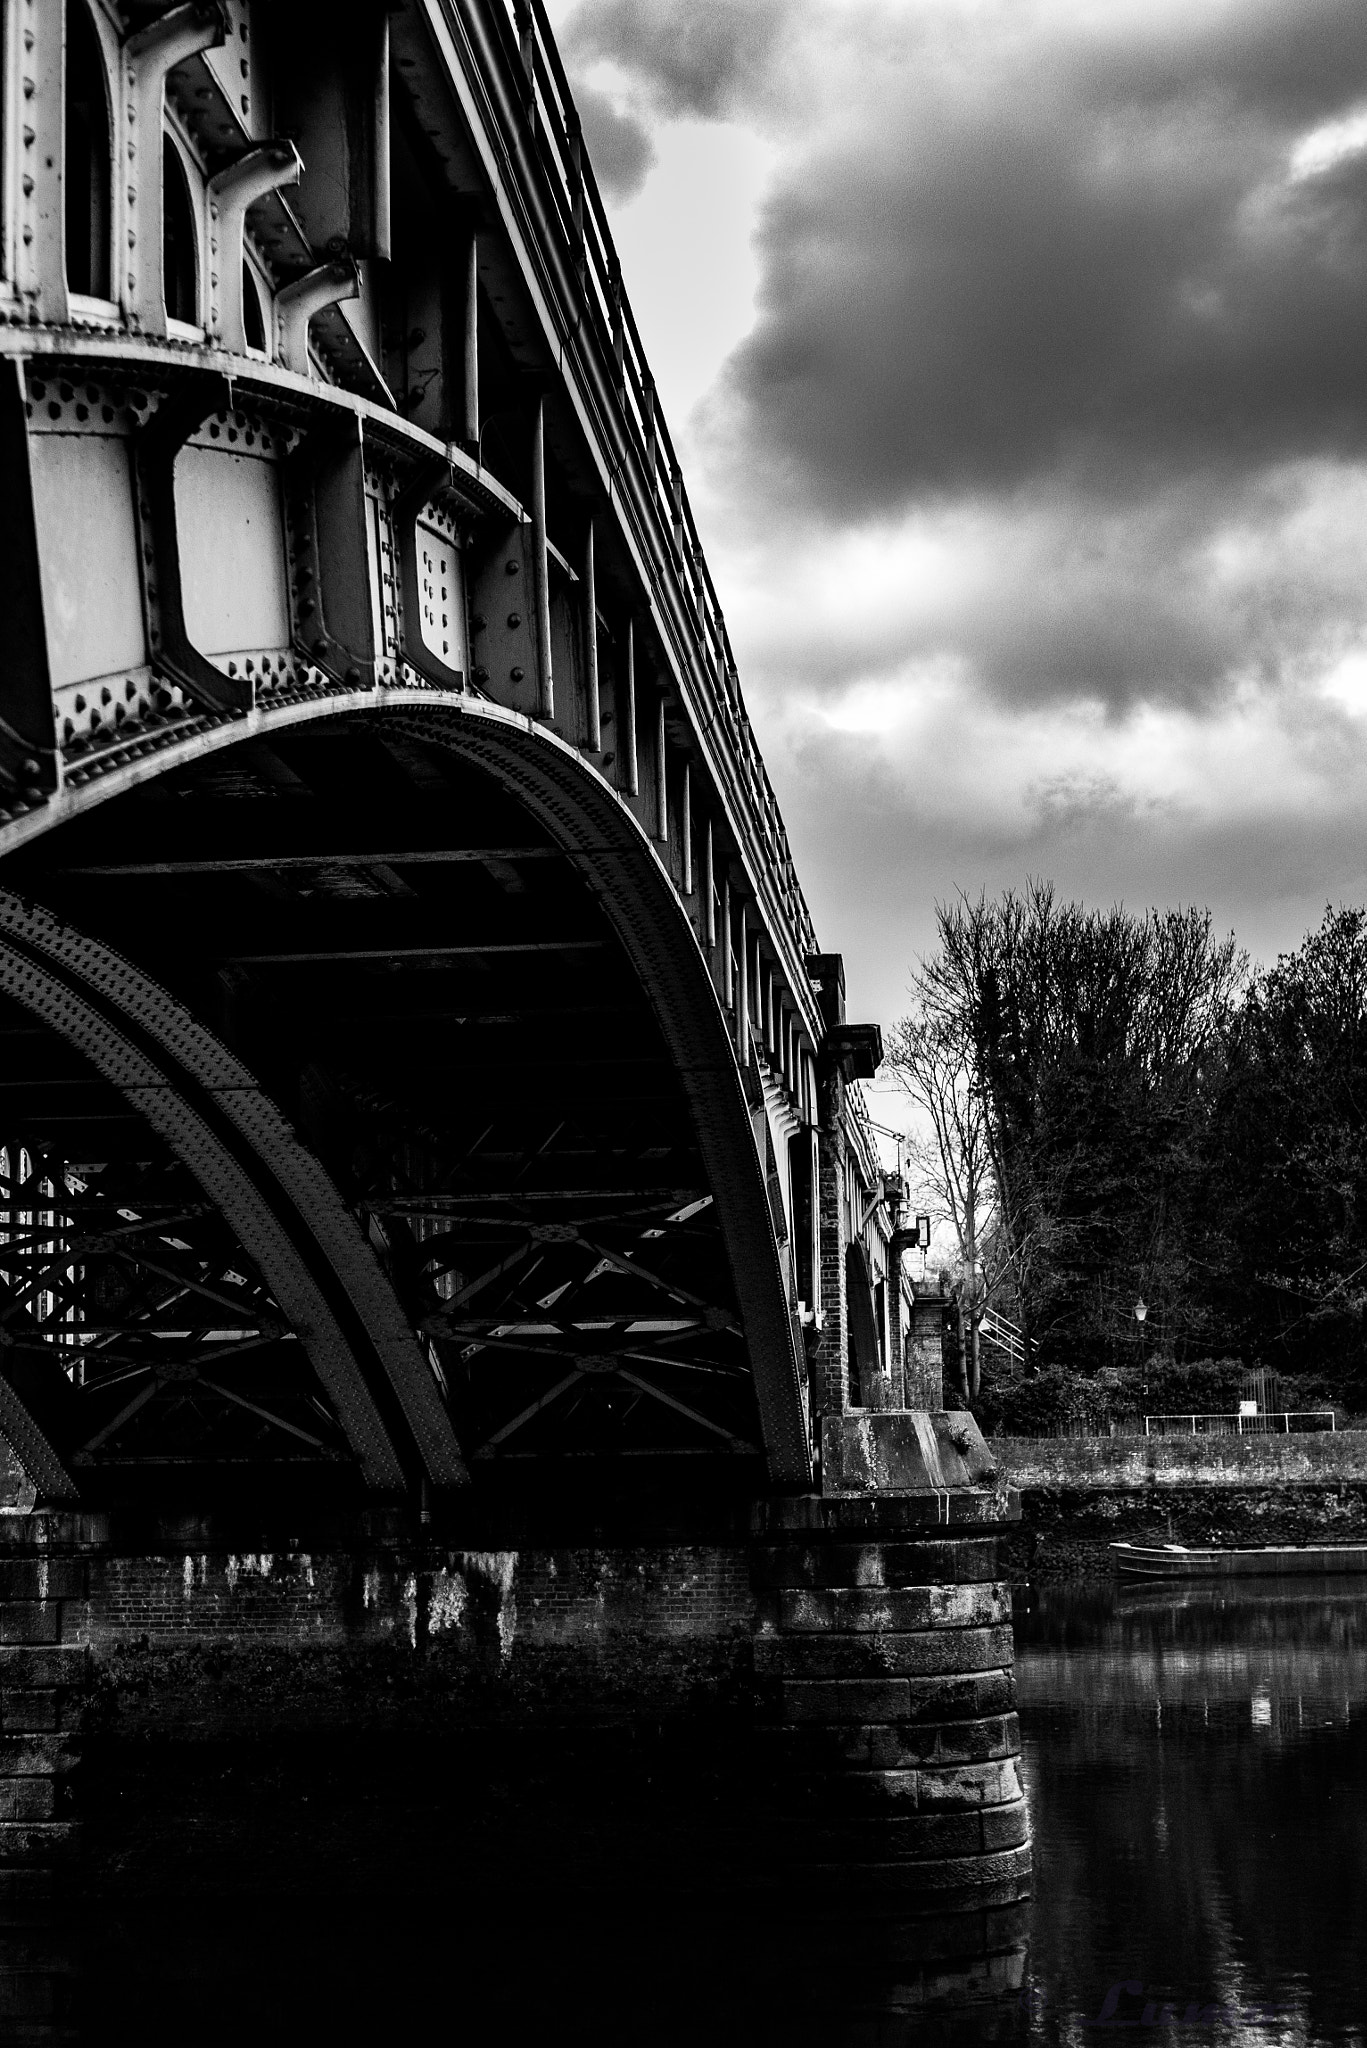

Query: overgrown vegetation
left=893, top=888, right=1367, bottom=1419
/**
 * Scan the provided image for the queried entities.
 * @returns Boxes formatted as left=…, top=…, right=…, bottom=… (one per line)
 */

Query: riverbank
left=991, top=1432, right=1367, bottom=1582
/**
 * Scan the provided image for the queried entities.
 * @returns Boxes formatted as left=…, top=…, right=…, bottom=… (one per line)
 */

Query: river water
left=1015, top=1576, right=1367, bottom=2046
left=9, top=1576, right=1367, bottom=2045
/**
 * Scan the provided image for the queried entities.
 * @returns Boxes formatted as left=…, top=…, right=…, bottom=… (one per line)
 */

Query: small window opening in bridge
left=242, top=261, right=266, bottom=353
left=64, top=0, right=112, bottom=300
left=162, top=135, right=198, bottom=327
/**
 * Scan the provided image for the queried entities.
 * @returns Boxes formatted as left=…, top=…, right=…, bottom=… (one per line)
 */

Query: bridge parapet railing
left=492, top=0, right=819, bottom=968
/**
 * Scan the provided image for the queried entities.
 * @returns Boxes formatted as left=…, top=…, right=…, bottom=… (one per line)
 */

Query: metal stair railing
left=978, top=1307, right=1025, bottom=1374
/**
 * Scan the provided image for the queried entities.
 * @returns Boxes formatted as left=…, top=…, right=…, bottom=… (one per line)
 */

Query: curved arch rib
left=0, top=891, right=468, bottom=1493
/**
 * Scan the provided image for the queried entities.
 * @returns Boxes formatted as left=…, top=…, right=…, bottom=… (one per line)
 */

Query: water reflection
left=3, top=1734, right=1034, bottom=2048
left=2, top=1894, right=1032, bottom=2047
left=1017, top=1577, right=1367, bottom=2044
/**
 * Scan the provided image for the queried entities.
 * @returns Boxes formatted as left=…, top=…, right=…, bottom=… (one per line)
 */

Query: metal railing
left=1144, top=1412, right=1338, bottom=1437
left=493, top=0, right=818, bottom=967
left=979, top=1308, right=1025, bottom=1373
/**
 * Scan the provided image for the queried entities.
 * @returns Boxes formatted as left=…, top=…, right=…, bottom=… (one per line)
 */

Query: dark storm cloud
left=1098, top=0, right=1367, bottom=126
left=562, top=0, right=790, bottom=121
left=561, top=0, right=1367, bottom=726
left=553, top=0, right=1367, bottom=1028
left=573, top=81, right=656, bottom=202
left=713, top=0, right=1367, bottom=515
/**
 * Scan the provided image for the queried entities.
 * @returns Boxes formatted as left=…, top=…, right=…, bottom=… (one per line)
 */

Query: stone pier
left=0, top=1425, right=1027, bottom=1905
left=751, top=1418, right=1028, bottom=1903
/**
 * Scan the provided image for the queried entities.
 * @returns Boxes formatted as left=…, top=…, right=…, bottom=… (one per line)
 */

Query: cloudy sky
left=549, top=0, right=1367, bottom=1039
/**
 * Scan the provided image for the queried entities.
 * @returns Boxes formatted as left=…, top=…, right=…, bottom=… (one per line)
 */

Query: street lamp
left=1133, top=1299, right=1147, bottom=1325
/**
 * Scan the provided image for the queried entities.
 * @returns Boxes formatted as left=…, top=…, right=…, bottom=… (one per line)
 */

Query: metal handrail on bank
left=1143, top=1411, right=1338, bottom=1437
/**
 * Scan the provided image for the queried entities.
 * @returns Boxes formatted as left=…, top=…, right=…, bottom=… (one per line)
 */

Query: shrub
left=979, top=1356, right=1249, bottom=1435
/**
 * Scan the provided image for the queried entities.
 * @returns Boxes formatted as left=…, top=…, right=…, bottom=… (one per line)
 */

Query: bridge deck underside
left=0, top=721, right=765, bottom=1504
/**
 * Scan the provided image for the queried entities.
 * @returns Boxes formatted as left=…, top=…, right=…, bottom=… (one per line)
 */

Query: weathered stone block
left=0, top=1867, right=56, bottom=1908
left=770, top=1808, right=988, bottom=1860
left=758, top=1623, right=1014, bottom=1680
left=902, top=1669, right=1016, bottom=1722
left=980, top=1798, right=1031, bottom=1851
left=0, top=1562, right=83, bottom=1602
left=0, top=1973, right=71, bottom=2022
left=0, top=1605, right=60, bottom=1645
left=821, top=1410, right=999, bottom=1497
left=778, top=1678, right=912, bottom=1722
left=794, top=1843, right=1032, bottom=1898
left=0, top=1821, right=79, bottom=1866
left=775, top=1767, right=923, bottom=1813
left=776, top=1583, right=1011, bottom=1632
left=751, top=1536, right=1003, bottom=1590
left=915, top=1758, right=1023, bottom=1810
left=0, top=1689, right=69, bottom=1734
left=0, top=1736, right=78, bottom=1778
left=0, top=1646, right=88, bottom=1687
left=756, top=1491, right=1017, bottom=1535
left=861, top=1716, right=1016, bottom=1769
left=0, top=1777, right=56, bottom=1821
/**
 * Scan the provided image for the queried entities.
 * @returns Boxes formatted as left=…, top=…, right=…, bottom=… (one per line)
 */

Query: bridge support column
left=0, top=1521, right=87, bottom=1918
left=751, top=1451, right=1029, bottom=1905
left=906, top=1283, right=949, bottom=1408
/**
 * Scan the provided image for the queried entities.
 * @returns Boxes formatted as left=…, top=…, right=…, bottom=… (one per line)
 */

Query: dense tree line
left=892, top=885, right=1367, bottom=1413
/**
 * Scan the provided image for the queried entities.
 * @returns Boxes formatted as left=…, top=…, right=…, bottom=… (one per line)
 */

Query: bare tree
left=890, top=988, right=1010, bottom=1404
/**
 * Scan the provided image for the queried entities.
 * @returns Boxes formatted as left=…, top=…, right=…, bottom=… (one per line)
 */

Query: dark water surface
left=8, top=1577, right=1367, bottom=2046
left=1016, top=1576, right=1367, bottom=2044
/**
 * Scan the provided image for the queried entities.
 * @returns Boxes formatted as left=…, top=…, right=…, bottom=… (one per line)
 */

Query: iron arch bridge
left=0, top=0, right=890, bottom=1513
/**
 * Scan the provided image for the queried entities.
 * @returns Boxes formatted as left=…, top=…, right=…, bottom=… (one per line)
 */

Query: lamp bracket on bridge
left=822, top=1022, right=883, bottom=1084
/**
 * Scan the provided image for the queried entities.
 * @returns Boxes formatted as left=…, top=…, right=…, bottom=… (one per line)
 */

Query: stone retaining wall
left=993, top=1430, right=1367, bottom=1488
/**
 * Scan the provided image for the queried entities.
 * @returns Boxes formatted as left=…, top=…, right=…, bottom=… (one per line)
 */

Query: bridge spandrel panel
left=415, top=509, right=468, bottom=675
left=174, top=435, right=291, bottom=668
left=27, top=419, right=145, bottom=697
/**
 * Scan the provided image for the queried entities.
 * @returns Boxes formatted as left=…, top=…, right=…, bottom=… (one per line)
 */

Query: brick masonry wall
left=52, top=1545, right=754, bottom=1657
left=814, top=1064, right=849, bottom=1424
left=0, top=1518, right=770, bottom=1752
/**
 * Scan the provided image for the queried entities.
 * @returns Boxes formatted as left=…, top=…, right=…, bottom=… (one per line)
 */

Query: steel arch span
left=0, top=0, right=893, bottom=1515
left=0, top=698, right=815, bottom=1498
